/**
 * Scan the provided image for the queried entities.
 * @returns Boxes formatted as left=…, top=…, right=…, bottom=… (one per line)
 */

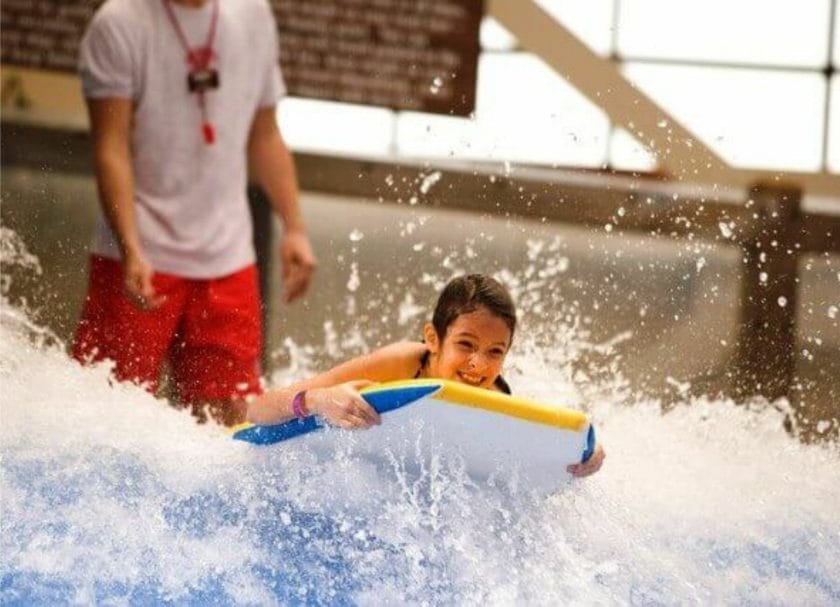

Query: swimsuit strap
left=495, top=375, right=513, bottom=395
left=414, top=349, right=430, bottom=379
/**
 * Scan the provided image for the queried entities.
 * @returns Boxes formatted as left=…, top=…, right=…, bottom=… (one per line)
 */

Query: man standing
left=73, top=0, right=316, bottom=425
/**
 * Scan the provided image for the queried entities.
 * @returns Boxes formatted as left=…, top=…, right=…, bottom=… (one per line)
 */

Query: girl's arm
left=246, top=342, right=427, bottom=426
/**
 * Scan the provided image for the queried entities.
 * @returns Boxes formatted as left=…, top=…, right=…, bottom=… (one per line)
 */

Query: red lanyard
left=161, top=0, right=220, bottom=144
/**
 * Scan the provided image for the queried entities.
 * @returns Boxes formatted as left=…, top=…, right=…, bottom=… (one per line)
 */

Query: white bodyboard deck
left=233, top=379, right=595, bottom=492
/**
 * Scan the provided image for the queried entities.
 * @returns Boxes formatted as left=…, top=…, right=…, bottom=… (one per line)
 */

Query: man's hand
left=280, top=229, right=316, bottom=303
left=123, top=251, right=165, bottom=309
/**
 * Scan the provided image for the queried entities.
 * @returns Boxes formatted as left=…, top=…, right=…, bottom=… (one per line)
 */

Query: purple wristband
left=292, top=390, right=308, bottom=418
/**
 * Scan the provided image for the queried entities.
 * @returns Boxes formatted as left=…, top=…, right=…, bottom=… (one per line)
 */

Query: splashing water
left=2, top=234, right=839, bottom=604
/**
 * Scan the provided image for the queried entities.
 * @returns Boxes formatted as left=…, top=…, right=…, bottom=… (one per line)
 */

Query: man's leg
left=171, top=264, right=263, bottom=426
left=73, top=255, right=188, bottom=393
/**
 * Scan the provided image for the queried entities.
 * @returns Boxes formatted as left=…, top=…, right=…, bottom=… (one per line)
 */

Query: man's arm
left=247, top=106, right=316, bottom=303
left=87, top=97, right=163, bottom=308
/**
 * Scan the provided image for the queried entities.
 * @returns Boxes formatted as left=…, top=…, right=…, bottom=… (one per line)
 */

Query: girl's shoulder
left=368, top=341, right=427, bottom=381
left=368, top=341, right=427, bottom=376
left=318, top=341, right=426, bottom=386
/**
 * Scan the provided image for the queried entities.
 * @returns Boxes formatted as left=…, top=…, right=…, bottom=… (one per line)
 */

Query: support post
left=248, top=185, right=273, bottom=370
left=732, top=183, right=802, bottom=400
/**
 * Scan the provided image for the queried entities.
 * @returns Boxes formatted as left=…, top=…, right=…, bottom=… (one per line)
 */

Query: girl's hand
left=567, top=442, right=605, bottom=478
left=307, top=380, right=382, bottom=429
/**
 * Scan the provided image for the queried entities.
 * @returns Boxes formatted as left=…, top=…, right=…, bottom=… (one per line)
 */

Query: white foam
left=2, top=232, right=838, bottom=604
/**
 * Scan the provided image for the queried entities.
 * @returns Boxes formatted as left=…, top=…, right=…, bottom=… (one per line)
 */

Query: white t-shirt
left=79, top=0, right=285, bottom=279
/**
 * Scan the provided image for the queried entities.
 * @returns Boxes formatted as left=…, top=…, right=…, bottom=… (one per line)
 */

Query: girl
left=247, top=274, right=604, bottom=477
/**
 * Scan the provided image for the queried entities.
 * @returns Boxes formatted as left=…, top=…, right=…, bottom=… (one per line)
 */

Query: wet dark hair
left=431, top=274, right=517, bottom=343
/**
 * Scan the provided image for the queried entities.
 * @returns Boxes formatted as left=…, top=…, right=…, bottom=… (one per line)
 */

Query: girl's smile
left=425, top=306, right=512, bottom=390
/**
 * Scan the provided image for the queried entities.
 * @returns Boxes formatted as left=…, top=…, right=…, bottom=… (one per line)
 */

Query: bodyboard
left=232, top=379, right=595, bottom=491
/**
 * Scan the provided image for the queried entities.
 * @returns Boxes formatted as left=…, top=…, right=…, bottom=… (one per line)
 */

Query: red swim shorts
left=73, top=255, right=262, bottom=404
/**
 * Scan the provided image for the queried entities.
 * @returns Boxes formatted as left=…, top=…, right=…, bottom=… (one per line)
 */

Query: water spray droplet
left=419, top=171, right=441, bottom=194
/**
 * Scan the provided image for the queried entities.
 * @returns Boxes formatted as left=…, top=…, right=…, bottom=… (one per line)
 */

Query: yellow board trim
left=231, top=379, right=589, bottom=436
left=230, top=421, right=255, bottom=434
left=362, top=379, right=589, bottom=432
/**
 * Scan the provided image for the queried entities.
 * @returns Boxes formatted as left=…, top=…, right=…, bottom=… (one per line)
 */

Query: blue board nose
left=232, top=383, right=442, bottom=445
left=581, top=423, right=596, bottom=463
left=361, top=383, right=441, bottom=414
left=232, top=416, right=323, bottom=445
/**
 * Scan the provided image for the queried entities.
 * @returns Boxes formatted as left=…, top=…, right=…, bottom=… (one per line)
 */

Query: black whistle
left=188, top=69, right=220, bottom=93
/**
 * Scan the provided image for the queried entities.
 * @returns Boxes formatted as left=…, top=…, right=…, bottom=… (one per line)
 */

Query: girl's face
left=425, top=306, right=512, bottom=390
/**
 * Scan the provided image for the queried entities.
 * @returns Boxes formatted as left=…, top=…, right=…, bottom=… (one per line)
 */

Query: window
left=397, top=53, right=609, bottom=166
left=616, top=0, right=831, bottom=68
left=279, top=2, right=838, bottom=177
left=828, top=76, right=840, bottom=173
left=616, top=64, right=826, bottom=172
left=279, top=97, right=394, bottom=157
